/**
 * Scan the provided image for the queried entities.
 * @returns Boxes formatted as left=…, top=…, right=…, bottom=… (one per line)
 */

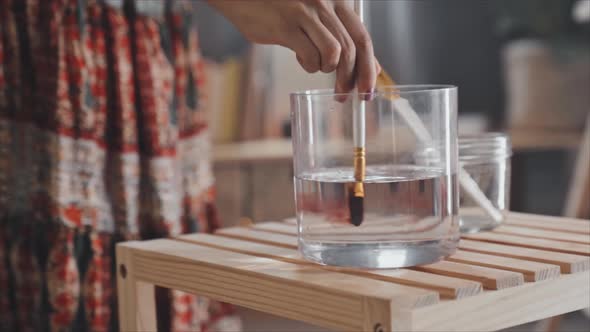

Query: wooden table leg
left=538, top=116, right=590, bottom=332
left=117, top=244, right=158, bottom=332
left=564, top=115, right=590, bottom=219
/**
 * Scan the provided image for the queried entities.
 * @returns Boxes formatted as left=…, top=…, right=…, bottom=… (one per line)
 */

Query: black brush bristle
left=348, top=194, right=364, bottom=227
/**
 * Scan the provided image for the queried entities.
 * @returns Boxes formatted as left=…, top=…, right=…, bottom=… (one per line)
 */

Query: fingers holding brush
left=317, top=4, right=357, bottom=95
left=300, top=8, right=342, bottom=73
left=374, top=57, right=382, bottom=76
left=334, top=2, right=377, bottom=96
left=208, top=0, right=378, bottom=96
left=299, top=1, right=378, bottom=96
left=290, top=29, right=322, bottom=73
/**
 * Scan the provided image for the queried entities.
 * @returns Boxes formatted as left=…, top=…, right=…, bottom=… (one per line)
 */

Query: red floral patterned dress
left=0, top=0, right=240, bottom=331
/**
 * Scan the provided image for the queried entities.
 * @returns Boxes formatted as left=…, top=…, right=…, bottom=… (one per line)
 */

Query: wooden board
left=446, top=250, right=561, bottom=282
left=413, top=260, right=524, bottom=290
left=505, top=216, right=590, bottom=235
left=117, top=213, right=590, bottom=332
left=564, top=116, right=590, bottom=219
left=459, top=239, right=590, bottom=274
left=213, top=139, right=292, bottom=164
left=179, top=234, right=482, bottom=299
left=463, top=232, right=590, bottom=256
left=410, top=272, right=590, bottom=332
left=508, top=212, right=590, bottom=229
left=508, top=129, right=582, bottom=151
left=118, top=239, right=436, bottom=332
left=493, top=225, right=590, bottom=244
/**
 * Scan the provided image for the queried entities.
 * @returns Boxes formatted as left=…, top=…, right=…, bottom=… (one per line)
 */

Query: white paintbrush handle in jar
left=352, top=0, right=365, bottom=150
left=393, top=98, right=503, bottom=222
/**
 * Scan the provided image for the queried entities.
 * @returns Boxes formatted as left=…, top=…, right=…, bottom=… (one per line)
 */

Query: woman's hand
left=207, top=0, right=380, bottom=96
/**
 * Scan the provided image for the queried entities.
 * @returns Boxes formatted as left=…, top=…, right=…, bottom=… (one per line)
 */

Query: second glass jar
left=459, top=133, right=512, bottom=233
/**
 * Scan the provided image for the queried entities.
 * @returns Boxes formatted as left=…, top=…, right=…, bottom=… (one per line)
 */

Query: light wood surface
left=411, top=272, right=590, bottom=332
left=413, top=260, right=524, bottom=290
left=447, top=250, right=561, bottom=282
left=506, top=216, right=590, bottom=235
left=284, top=212, right=590, bottom=235
left=283, top=217, right=297, bottom=225
left=494, top=225, right=590, bottom=244
left=254, top=221, right=299, bottom=235
left=116, top=244, right=157, bottom=332
left=117, top=213, right=590, bottom=332
left=122, top=239, right=437, bottom=332
left=217, top=226, right=298, bottom=247
left=463, top=231, right=590, bottom=256
left=564, top=116, right=590, bottom=218
left=180, top=233, right=482, bottom=300
left=509, top=129, right=583, bottom=151
left=228, top=223, right=572, bottom=280
left=509, top=212, right=590, bottom=226
left=459, top=239, right=590, bottom=274
left=213, top=139, right=293, bottom=164
left=544, top=117, right=590, bottom=332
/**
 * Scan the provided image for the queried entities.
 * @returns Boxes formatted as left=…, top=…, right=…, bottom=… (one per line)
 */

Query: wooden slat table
left=117, top=212, right=590, bottom=331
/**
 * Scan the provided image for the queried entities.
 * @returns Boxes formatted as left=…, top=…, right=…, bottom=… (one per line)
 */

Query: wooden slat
left=180, top=234, right=482, bottom=299
left=253, top=222, right=298, bottom=235
left=274, top=217, right=590, bottom=239
left=181, top=233, right=299, bottom=260
left=509, top=212, right=590, bottom=225
left=493, top=225, right=590, bottom=244
left=460, top=239, right=590, bottom=274
left=447, top=250, right=561, bottom=282
left=283, top=214, right=590, bottom=235
left=414, top=260, right=524, bottom=290
left=508, top=129, right=582, bottom=151
left=253, top=218, right=444, bottom=236
left=123, top=239, right=438, bottom=332
left=368, top=269, right=482, bottom=299
left=217, top=227, right=298, bottom=247
left=118, top=212, right=590, bottom=332
left=283, top=218, right=298, bottom=225
left=464, top=232, right=590, bottom=256
left=219, top=222, right=575, bottom=283
left=116, top=244, right=157, bottom=332
left=213, top=139, right=292, bottom=164
left=410, top=271, right=590, bottom=332
left=506, top=217, right=590, bottom=235
left=564, top=116, right=590, bottom=219
left=268, top=217, right=590, bottom=242
left=213, top=229, right=528, bottom=292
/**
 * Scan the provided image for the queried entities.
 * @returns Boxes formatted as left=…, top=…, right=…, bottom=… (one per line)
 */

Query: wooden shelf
left=213, top=139, right=292, bottom=164
left=213, top=126, right=584, bottom=166
left=117, top=212, right=590, bottom=332
left=509, top=128, right=583, bottom=151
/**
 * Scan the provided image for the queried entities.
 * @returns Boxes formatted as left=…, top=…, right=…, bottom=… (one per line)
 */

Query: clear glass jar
left=459, top=133, right=512, bottom=233
left=290, top=86, right=460, bottom=269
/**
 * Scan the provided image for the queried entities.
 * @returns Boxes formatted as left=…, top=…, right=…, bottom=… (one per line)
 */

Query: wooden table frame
left=117, top=213, right=590, bottom=332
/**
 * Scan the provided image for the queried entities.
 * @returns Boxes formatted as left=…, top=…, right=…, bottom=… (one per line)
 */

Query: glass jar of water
left=290, top=86, right=460, bottom=268
left=459, top=133, right=512, bottom=233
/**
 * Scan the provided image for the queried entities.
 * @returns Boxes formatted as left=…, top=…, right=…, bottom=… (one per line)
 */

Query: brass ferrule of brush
left=353, top=147, right=365, bottom=197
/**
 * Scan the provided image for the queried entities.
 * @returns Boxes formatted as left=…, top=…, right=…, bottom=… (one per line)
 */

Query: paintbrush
left=349, top=93, right=366, bottom=226
left=349, top=0, right=366, bottom=226
left=376, top=70, right=504, bottom=223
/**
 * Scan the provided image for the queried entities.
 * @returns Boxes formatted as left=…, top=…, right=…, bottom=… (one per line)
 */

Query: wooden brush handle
left=375, top=69, right=503, bottom=222
left=377, top=69, right=396, bottom=87
left=376, top=70, right=402, bottom=100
